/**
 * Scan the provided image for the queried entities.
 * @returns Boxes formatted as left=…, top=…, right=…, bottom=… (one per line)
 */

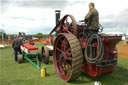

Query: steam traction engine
left=42, top=10, right=121, bottom=81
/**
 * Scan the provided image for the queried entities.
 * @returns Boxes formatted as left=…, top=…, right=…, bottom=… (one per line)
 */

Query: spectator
left=12, top=35, right=24, bottom=61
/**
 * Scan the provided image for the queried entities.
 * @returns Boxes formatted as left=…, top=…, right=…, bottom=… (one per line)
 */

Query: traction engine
left=41, top=10, right=121, bottom=81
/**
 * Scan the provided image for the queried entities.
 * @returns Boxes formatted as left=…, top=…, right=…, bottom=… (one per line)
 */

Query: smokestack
left=55, top=10, right=61, bottom=25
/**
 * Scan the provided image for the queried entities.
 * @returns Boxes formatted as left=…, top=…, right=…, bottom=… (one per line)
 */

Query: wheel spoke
left=65, top=48, right=71, bottom=54
left=67, top=22, right=72, bottom=29
left=63, top=53, right=72, bottom=61
left=63, top=39, right=67, bottom=52
left=60, top=66, right=66, bottom=76
left=62, top=24, right=65, bottom=29
left=64, top=64, right=72, bottom=76
left=67, top=64, right=72, bottom=72
left=57, top=47, right=63, bottom=53
left=62, top=25, right=66, bottom=32
left=56, top=59, right=61, bottom=63
left=63, top=62, right=66, bottom=70
left=65, top=57, right=72, bottom=61
left=67, top=53, right=71, bottom=57
left=65, top=48, right=72, bottom=61
left=61, top=39, right=65, bottom=51
left=60, top=39, right=63, bottom=43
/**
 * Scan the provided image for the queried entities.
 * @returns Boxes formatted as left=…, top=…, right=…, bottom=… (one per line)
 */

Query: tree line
left=6, top=33, right=54, bottom=39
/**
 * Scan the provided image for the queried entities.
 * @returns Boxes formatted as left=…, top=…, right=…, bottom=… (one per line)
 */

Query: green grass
left=0, top=44, right=128, bottom=85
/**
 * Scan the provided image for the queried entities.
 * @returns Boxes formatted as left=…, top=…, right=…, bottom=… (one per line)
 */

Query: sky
left=0, top=0, right=128, bottom=34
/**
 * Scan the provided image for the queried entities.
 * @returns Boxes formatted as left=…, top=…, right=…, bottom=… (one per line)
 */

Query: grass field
left=0, top=44, right=128, bottom=85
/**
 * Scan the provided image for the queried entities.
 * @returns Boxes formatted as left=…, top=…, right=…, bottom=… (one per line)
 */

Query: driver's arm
left=84, top=9, right=94, bottom=21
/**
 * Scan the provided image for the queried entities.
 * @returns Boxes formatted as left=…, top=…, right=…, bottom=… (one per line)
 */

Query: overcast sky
left=0, top=0, right=128, bottom=34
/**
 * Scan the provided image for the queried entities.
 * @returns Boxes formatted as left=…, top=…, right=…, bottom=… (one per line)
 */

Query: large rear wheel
left=53, top=33, right=83, bottom=81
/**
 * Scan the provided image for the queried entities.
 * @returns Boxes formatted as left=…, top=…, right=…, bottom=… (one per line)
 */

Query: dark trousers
left=13, top=47, right=22, bottom=61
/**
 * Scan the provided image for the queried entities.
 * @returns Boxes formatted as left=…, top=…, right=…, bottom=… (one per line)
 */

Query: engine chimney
left=55, top=10, right=61, bottom=25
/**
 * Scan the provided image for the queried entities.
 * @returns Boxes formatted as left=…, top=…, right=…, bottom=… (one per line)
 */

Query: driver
left=83, top=2, right=99, bottom=34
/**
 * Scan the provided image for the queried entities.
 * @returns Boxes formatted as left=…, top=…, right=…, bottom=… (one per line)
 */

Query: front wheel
left=53, top=33, right=83, bottom=81
left=41, top=46, right=49, bottom=64
left=18, top=54, right=23, bottom=64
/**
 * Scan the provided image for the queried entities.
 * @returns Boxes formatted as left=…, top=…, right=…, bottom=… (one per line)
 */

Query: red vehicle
left=41, top=10, right=121, bottom=82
